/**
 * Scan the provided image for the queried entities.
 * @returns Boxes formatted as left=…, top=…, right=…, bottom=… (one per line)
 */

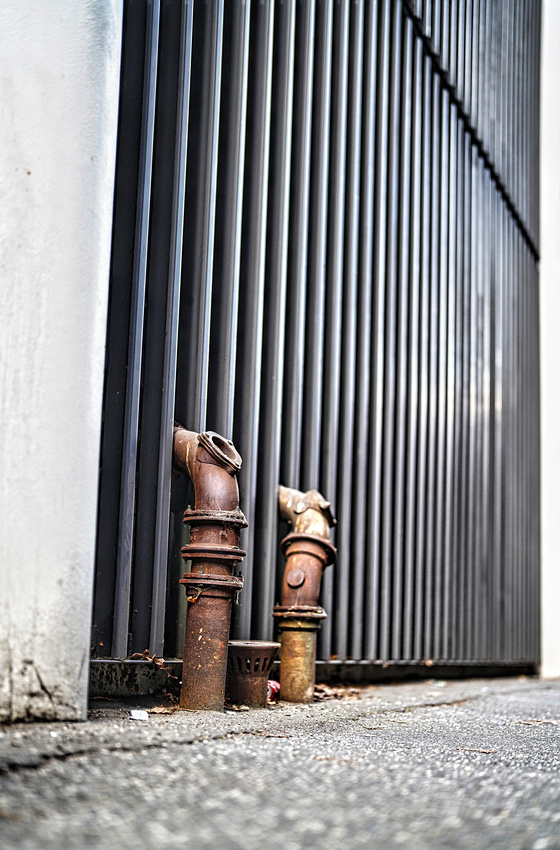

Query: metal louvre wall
left=93, top=0, right=541, bottom=669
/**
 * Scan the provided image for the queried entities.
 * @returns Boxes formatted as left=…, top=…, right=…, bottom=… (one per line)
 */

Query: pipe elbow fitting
left=278, top=485, right=336, bottom=540
left=173, top=425, right=242, bottom=513
left=276, top=485, right=336, bottom=613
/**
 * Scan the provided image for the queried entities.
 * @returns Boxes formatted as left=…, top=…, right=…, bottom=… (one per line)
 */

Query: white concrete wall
left=0, top=0, right=123, bottom=720
left=540, top=0, right=560, bottom=678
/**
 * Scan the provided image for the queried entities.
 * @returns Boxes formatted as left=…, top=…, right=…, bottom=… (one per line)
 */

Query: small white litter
left=130, top=710, right=149, bottom=721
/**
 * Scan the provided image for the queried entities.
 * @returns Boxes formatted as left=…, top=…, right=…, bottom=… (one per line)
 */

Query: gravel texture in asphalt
left=0, top=677, right=559, bottom=849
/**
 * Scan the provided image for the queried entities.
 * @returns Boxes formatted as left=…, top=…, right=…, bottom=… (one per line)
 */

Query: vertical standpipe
left=273, top=486, right=336, bottom=702
left=173, top=426, right=246, bottom=710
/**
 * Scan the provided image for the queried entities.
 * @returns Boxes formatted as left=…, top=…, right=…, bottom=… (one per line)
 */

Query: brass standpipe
left=273, top=486, right=336, bottom=702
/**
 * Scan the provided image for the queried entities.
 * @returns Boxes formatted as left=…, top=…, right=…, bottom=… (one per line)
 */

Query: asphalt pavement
left=1, top=676, right=559, bottom=849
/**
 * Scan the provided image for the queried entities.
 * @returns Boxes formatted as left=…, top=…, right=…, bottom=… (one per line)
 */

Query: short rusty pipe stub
left=226, top=640, right=280, bottom=708
left=179, top=573, right=244, bottom=711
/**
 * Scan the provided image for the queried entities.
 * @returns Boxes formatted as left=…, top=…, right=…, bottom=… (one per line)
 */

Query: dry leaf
left=148, top=706, right=178, bottom=715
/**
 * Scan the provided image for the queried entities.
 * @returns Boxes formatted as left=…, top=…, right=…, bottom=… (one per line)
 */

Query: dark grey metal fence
left=93, top=0, right=541, bottom=673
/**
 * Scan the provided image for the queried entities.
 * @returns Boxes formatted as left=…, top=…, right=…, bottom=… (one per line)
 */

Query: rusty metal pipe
left=173, top=425, right=247, bottom=577
left=173, top=427, right=242, bottom=513
left=180, top=573, right=243, bottom=711
left=174, top=425, right=247, bottom=711
left=273, top=486, right=336, bottom=703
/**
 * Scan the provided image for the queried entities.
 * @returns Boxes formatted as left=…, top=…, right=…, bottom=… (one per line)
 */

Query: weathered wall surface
left=0, top=0, right=122, bottom=720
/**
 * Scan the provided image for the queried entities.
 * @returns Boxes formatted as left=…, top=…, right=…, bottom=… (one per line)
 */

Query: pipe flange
left=180, top=573, right=244, bottom=588
left=181, top=544, right=247, bottom=562
left=280, top=531, right=337, bottom=566
left=199, top=431, right=242, bottom=473
left=180, top=572, right=244, bottom=602
left=272, top=604, right=327, bottom=620
left=275, top=618, right=323, bottom=633
left=183, top=508, right=248, bottom=528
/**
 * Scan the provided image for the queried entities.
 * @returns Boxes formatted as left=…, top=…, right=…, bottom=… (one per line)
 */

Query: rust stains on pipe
left=273, top=486, right=336, bottom=703
left=278, top=532, right=336, bottom=611
left=275, top=485, right=336, bottom=612
left=174, top=425, right=247, bottom=711
left=174, top=425, right=247, bottom=577
left=179, top=573, right=243, bottom=711
left=173, top=427, right=242, bottom=513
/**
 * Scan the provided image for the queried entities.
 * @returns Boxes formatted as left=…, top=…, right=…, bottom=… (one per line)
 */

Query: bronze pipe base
left=274, top=613, right=325, bottom=703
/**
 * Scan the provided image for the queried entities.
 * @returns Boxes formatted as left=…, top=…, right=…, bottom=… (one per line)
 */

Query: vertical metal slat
left=402, top=32, right=423, bottom=660
left=391, top=11, right=413, bottom=660
left=281, top=0, right=316, bottom=489
left=335, top=0, right=363, bottom=659
left=109, top=0, right=160, bottom=658
left=301, top=0, right=333, bottom=491
left=232, top=0, right=275, bottom=638
left=253, top=0, right=296, bottom=640
left=317, top=0, right=349, bottom=660
left=365, top=0, right=392, bottom=659
left=350, top=0, right=379, bottom=660
left=150, top=0, right=194, bottom=655
left=207, top=0, right=251, bottom=438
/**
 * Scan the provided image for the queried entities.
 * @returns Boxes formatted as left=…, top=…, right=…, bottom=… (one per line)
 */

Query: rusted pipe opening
left=173, top=426, right=242, bottom=513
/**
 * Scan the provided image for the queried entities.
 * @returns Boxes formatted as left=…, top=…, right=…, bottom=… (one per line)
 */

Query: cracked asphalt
left=0, top=677, right=559, bottom=849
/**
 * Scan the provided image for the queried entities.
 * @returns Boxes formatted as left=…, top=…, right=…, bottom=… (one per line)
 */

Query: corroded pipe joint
left=276, top=486, right=336, bottom=614
left=275, top=532, right=336, bottom=613
left=278, top=485, right=336, bottom=538
left=173, top=426, right=243, bottom=513
left=273, top=604, right=327, bottom=621
left=181, top=534, right=246, bottom=577
left=174, top=425, right=247, bottom=576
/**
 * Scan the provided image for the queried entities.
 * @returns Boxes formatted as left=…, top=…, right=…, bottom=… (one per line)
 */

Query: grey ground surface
left=0, top=677, right=559, bottom=849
